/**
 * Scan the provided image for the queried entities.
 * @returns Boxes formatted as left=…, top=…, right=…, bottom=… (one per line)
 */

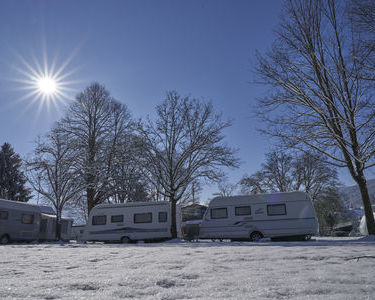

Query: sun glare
left=38, top=77, right=57, bottom=95
left=12, top=46, right=81, bottom=118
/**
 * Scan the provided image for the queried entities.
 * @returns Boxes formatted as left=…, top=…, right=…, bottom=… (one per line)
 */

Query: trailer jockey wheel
left=121, top=236, right=131, bottom=244
left=250, top=231, right=263, bottom=242
left=0, top=235, right=10, bottom=245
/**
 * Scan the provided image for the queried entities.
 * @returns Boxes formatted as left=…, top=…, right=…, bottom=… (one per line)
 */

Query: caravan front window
left=21, top=214, right=34, bottom=224
left=0, top=210, right=8, bottom=220
left=211, top=208, right=228, bottom=219
left=92, top=215, right=107, bottom=225
left=267, top=204, right=286, bottom=216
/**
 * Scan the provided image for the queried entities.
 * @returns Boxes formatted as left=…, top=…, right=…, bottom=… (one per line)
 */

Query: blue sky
left=0, top=0, right=360, bottom=201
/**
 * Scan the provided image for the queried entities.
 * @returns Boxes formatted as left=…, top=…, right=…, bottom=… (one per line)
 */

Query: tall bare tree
left=60, top=83, right=133, bottom=214
left=137, top=91, right=239, bottom=237
left=255, top=0, right=375, bottom=234
left=26, top=128, right=81, bottom=240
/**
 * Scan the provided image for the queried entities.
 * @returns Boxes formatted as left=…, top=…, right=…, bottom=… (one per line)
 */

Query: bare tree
left=60, top=83, right=133, bottom=214
left=255, top=0, right=375, bottom=234
left=295, top=152, right=339, bottom=201
left=240, top=151, right=338, bottom=200
left=240, top=151, right=299, bottom=194
left=137, top=91, right=239, bottom=237
left=26, top=127, right=82, bottom=240
left=213, top=178, right=238, bottom=198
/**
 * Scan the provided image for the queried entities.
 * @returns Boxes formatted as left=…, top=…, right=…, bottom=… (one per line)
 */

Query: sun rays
left=10, top=45, right=82, bottom=121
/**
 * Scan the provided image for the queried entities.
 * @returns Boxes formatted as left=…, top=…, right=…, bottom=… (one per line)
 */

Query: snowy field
left=1, top=237, right=374, bottom=300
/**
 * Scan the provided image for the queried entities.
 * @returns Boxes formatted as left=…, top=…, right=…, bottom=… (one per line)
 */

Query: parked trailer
left=0, top=199, right=41, bottom=244
left=199, top=191, right=318, bottom=241
left=0, top=198, right=73, bottom=244
left=39, top=213, right=73, bottom=242
left=83, top=201, right=181, bottom=243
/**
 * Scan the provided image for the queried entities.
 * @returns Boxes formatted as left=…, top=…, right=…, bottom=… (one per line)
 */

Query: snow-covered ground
left=1, top=237, right=374, bottom=299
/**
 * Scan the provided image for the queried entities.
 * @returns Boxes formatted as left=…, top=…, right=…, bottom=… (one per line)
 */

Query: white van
left=199, top=191, right=318, bottom=241
left=83, top=201, right=181, bottom=243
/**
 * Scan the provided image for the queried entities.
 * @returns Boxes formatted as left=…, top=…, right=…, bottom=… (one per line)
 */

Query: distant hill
left=339, top=178, right=375, bottom=209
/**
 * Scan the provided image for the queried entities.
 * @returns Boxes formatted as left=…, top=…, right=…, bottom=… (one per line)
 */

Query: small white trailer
left=39, top=213, right=73, bottom=242
left=199, top=191, right=318, bottom=241
left=83, top=201, right=181, bottom=243
left=0, top=198, right=73, bottom=244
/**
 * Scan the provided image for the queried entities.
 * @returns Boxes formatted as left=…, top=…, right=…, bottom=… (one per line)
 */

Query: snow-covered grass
left=1, top=237, right=374, bottom=299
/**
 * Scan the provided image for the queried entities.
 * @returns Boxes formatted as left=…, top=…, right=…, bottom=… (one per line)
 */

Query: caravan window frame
left=210, top=207, right=228, bottom=219
left=0, top=210, right=8, bottom=220
left=21, top=213, right=34, bottom=224
left=134, top=212, right=152, bottom=224
left=235, top=206, right=251, bottom=216
left=92, top=215, right=107, bottom=225
left=267, top=204, right=287, bottom=216
left=111, top=215, right=124, bottom=223
left=158, top=211, right=168, bottom=223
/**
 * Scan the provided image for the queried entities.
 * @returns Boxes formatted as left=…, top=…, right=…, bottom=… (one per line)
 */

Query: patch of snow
left=0, top=237, right=374, bottom=299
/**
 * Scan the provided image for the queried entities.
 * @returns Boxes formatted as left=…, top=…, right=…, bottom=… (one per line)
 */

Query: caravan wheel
left=121, top=236, right=131, bottom=244
left=250, top=231, right=263, bottom=242
left=0, top=235, right=10, bottom=245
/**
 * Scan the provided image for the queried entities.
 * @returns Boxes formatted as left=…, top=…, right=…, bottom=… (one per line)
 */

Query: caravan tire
left=0, top=235, right=10, bottom=245
left=121, top=236, right=131, bottom=244
left=250, top=231, right=263, bottom=242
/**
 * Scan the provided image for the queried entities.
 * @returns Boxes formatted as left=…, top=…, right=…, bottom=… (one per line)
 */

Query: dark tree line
left=0, top=143, right=31, bottom=202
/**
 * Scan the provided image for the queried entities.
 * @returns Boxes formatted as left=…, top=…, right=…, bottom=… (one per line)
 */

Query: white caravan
left=0, top=199, right=73, bottom=244
left=83, top=201, right=181, bottom=243
left=199, top=191, right=318, bottom=241
left=0, top=199, right=41, bottom=244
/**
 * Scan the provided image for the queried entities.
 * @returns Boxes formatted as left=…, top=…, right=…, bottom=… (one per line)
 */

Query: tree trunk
left=171, top=199, right=177, bottom=239
left=356, top=176, right=375, bottom=235
left=87, top=187, right=95, bottom=215
left=56, top=209, right=61, bottom=241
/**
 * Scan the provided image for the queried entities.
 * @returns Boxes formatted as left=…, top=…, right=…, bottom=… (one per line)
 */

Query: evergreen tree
left=0, top=142, right=31, bottom=202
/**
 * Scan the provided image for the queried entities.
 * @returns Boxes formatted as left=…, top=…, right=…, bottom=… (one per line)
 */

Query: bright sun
left=12, top=47, right=80, bottom=117
left=38, top=77, right=57, bottom=95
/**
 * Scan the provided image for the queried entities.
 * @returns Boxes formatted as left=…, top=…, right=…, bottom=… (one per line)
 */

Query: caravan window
left=111, top=215, right=124, bottom=223
left=92, top=215, right=107, bottom=225
left=0, top=210, right=8, bottom=220
left=211, top=208, right=228, bottom=219
left=158, top=212, right=167, bottom=223
left=267, top=204, right=287, bottom=216
left=134, top=213, right=152, bottom=223
left=21, top=213, right=34, bottom=224
left=235, top=206, right=251, bottom=216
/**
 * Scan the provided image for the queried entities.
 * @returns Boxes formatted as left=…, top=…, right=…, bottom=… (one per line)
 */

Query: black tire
left=250, top=231, right=263, bottom=242
left=0, top=235, right=10, bottom=245
left=121, top=236, right=131, bottom=244
left=304, top=234, right=312, bottom=241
